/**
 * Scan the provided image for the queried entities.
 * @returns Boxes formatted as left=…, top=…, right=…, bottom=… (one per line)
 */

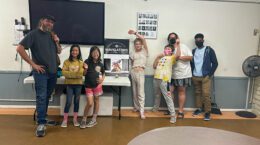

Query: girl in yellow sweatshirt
left=61, top=44, right=84, bottom=128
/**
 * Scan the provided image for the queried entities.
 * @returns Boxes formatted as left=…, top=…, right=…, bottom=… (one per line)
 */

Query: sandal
left=177, top=112, right=184, bottom=119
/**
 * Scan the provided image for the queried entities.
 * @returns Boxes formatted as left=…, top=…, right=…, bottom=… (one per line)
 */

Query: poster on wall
left=137, top=12, right=158, bottom=39
left=104, top=39, right=129, bottom=76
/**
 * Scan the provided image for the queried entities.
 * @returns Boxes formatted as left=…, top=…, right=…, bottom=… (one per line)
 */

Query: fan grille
left=242, top=55, right=260, bottom=77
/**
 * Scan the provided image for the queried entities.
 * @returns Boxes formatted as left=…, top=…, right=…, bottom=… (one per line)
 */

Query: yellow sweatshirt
left=62, top=59, right=84, bottom=85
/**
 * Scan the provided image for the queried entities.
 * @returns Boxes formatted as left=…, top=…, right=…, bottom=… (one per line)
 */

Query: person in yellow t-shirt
left=152, top=44, right=180, bottom=123
left=61, top=44, right=84, bottom=128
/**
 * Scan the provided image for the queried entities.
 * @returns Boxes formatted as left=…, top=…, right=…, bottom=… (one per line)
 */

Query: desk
left=24, top=76, right=131, bottom=119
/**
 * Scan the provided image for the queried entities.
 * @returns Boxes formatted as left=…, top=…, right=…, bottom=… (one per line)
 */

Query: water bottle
left=99, top=72, right=102, bottom=80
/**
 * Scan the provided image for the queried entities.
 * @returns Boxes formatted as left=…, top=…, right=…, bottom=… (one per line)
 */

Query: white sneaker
left=60, top=121, right=67, bottom=128
left=79, top=120, right=87, bottom=129
left=35, top=124, right=46, bottom=137
left=170, top=116, right=176, bottom=124
left=86, top=120, right=97, bottom=128
left=151, top=108, right=158, bottom=112
left=73, top=120, right=80, bottom=127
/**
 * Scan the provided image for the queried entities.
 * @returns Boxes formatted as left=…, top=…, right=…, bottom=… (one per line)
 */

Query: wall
left=252, top=77, right=260, bottom=115
left=0, top=0, right=260, bottom=109
left=1, top=0, right=260, bottom=76
left=252, top=34, right=260, bottom=115
left=0, top=73, right=249, bottom=109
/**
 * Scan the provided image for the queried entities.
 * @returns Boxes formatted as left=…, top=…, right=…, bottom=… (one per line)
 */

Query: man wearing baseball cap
left=16, top=14, right=61, bottom=137
left=41, top=15, right=56, bottom=22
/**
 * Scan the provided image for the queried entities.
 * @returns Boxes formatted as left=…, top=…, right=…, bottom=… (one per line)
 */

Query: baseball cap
left=41, top=15, right=56, bottom=22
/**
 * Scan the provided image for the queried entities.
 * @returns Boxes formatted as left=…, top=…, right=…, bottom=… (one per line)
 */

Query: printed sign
left=104, top=39, right=129, bottom=76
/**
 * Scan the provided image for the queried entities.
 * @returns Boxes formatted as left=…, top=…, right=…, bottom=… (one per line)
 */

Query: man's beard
left=41, top=24, right=53, bottom=32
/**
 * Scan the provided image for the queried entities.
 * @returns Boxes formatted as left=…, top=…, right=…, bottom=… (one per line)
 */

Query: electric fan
left=235, top=55, right=260, bottom=118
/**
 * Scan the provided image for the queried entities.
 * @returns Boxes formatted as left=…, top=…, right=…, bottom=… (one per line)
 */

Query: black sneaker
left=164, top=110, right=171, bottom=115
left=35, top=119, right=58, bottom=126
left=35, top=124, right=46, bottom=137
left=192, top=109, right=202, bottom=116
left=204, top=112, right=211, bottom=121
left=46, top=119, right=59, bottom=126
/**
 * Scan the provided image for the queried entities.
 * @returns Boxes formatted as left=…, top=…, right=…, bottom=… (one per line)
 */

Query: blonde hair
left=134, top=38, right=143, bottom=45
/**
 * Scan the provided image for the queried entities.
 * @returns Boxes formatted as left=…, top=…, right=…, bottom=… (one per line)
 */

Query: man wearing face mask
left=191, top=33, right=218, bottom=121
left=16, top=15, right=61, bottom=137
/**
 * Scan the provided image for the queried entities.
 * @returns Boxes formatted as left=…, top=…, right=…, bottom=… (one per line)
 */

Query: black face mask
left=195, top=41, right=204, bottom=48
left=169, top=38, right=176, bottom=45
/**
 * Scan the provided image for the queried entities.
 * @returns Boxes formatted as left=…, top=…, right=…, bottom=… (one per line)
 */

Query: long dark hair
left=69, top=44, right=82, bottom=61
left=167, top=32, right=179, bottom=41
left=88, top=46, right=101, bottom=62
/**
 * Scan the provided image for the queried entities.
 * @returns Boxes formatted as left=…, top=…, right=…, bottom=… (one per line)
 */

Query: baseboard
left=0, top=105, right=256, bottom=120
left=0, top=105, right=251, bottom=112
left=112, top=106, right=252, bottom=112
left=0, top=105, right=60, bottom=109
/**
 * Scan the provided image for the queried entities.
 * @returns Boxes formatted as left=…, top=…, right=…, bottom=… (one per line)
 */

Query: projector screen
left=29, top=0, right=105, bottom=45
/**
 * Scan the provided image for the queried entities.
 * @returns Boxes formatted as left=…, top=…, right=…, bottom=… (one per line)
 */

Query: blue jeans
left=33, top=71, right=57, bottom=125
left=64, top=85, right=82, bottom=113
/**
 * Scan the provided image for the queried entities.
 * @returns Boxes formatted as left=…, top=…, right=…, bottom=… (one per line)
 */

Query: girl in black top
left=80, top=46, right=105, bottom=128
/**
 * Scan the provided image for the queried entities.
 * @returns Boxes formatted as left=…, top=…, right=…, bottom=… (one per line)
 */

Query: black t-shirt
left=84, top=59, right=105, bottom=88
left=19, top=29, right=57, bottom=73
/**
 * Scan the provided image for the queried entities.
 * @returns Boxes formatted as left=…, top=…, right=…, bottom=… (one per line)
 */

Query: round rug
left=128, top=126, right=260, bottom=145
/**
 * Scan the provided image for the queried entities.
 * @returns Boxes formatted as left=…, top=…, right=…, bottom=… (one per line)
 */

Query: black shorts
left=171, top=78, right=192, bottom=87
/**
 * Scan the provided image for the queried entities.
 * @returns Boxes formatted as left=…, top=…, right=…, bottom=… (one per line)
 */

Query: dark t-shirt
left=19, top=29, right=57, bottom=73
left=84, top=59, right=105, bottom=88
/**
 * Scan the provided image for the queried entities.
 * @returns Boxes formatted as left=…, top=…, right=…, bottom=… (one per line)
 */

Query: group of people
left=16, top=15, right=218, bottom=137
left=17, top=15, right=105, bottom=137
left=129, top=30, right=218, bottom=123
